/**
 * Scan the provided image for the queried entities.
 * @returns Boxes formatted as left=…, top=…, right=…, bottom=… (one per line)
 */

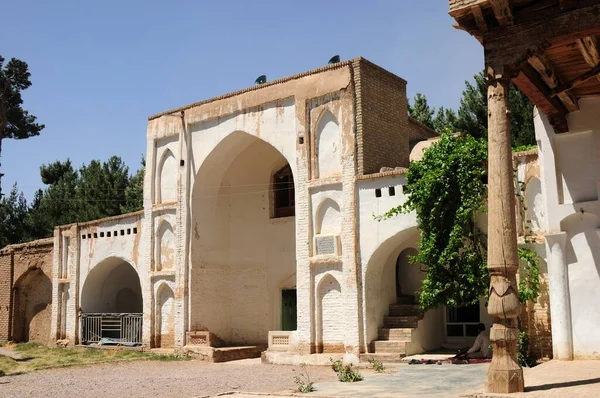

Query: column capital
left=544, top=231, right=567, bottom=249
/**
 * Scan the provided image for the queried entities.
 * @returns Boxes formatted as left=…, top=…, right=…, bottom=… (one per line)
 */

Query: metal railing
left=81, top=313, right=142, bottom=345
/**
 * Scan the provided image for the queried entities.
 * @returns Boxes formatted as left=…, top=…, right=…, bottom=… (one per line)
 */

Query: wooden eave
left=450, top=0, right=600, bottom=133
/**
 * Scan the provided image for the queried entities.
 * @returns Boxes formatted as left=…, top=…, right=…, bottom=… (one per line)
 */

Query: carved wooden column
left=485, top=69, right=524, bottom=394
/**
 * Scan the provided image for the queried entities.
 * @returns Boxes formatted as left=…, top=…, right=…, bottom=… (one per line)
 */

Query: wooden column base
left=486, top=368, right=525, bottom=394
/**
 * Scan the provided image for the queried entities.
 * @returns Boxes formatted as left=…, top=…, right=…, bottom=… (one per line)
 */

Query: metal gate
left=81, top=313, right=142, bottom=345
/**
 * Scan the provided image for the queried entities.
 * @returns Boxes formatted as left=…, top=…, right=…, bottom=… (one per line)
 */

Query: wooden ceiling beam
left=560, top=0, right=578, bottom=10
left=484, top=3, right=600, bottom=70
left=489, top=0, right=513, bottom=26
left=471, top=5, right=488, bottom=32
left=513, top=64, right=569, bottom=133
left=527, top=54, right=579, bottom=111
left=577, top=36, right=600, bottom=81
left=551, top=63, right=600, bottom=96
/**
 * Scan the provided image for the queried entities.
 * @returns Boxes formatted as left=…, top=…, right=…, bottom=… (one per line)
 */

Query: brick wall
left=408, top=117, right=438, bottom=148
left=519, top=268, right=553, bottom=359
left=0, top=253, right=13, bottom=344
left=0, top=238, right=54, bottom=344
left=354, top=58, right=410, bottom=174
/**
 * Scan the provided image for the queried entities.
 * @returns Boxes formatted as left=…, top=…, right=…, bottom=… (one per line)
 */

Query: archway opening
left=80, top=257, right=142, bottom=344
left=12, top=268, right=52, bottom=343
left=190, top=131, right=297, bottom=346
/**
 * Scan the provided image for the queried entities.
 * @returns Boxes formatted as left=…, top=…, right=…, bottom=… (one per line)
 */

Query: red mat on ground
left=468, top=358, right=492, bottom=363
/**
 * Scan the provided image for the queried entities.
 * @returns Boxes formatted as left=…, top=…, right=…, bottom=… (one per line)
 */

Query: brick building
left=0, top=57, right=551, bottom=363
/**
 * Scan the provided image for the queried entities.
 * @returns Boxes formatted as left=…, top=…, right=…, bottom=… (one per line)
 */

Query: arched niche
left=525, top=177, right=545, bottom=233
left=317, top=273, right=343, bottom=353
left=156, top=283, right=175, bottom=348
left=396, top=247, right=421, bottom=298
left=157, top=149, right=177, bottom=203
left=316, top=198, right=341, bottom=235
left=316, top=110, right=341, bottom=179
left=12, top=268, right=52, bottom=343
left=156, top=220, right=175, bottom=271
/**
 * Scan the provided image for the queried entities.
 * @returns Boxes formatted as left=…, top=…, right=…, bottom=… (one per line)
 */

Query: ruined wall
left=355, top=58, right=410, bottom=174
left=0, top=238, right=54, bottom=345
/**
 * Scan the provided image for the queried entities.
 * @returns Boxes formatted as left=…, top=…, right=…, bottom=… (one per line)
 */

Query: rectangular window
left=446, top=303, right=480, bottom=337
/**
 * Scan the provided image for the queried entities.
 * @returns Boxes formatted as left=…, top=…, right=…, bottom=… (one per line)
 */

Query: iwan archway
left=190, top=131, right=297, bottom=346
left=80, top=257, right=143, bottom=344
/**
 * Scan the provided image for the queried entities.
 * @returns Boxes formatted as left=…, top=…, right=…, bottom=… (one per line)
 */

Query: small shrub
left=330, top=358, right=363, bottom=382
left=517, top=331, right=537, bottom=368
left=293, top=363, right=314, bottom=393
left=368, top=357, right=385, bottom=373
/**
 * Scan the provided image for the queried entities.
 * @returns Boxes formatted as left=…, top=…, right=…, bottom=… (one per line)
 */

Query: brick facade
left=0, top=238, right=54, bottom=345
left=354, top=58, right=410, bottom=174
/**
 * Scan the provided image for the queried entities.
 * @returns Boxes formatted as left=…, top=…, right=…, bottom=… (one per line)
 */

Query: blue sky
left=1, top=0, right=483, bottom=201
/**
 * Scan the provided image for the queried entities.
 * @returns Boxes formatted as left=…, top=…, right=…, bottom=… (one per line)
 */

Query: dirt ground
left=0, top=358, right=337, bottom=398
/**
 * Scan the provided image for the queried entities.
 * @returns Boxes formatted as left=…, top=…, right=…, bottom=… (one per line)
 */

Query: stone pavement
left=463, top=360, right=600, bottom=398
left=215, top=362, right=489, bottom=397
left=222, top=360, right=600, bottom=398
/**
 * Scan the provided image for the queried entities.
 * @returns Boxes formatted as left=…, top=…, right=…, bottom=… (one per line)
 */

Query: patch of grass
left=0, top=343, right=189, bottom=376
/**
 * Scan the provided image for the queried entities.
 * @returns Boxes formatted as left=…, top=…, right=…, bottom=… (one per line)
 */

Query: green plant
left=517, top=331, right=537, bottom=367
left=368, top=357, right=385, bottom=373
left=293, top=363, right=314, bottom=393
left=330, top=358, right=363, bottom=382
left=513, top=144, right=537, bottom=153
left=378, top=133, right=489, bottom=309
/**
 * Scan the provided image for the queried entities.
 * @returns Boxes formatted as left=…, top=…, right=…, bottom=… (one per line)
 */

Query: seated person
left=465, top=323, right=491, bottom=359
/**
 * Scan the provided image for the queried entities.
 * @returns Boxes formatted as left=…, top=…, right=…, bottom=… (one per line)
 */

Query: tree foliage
left=380, top=132, right=542, bottom=310
left=121, top=156, right=145, bottom=214
left=408, top=71, right=536, bottom=147
left=0, top=184, right=29, bottom=248
left=1, top=156, right=145, bottom=247
left=0, top=56, right=44, bottom=198
left=380, top=133, right=489, bottom=309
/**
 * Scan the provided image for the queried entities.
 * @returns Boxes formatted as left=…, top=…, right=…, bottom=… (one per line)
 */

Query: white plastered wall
left=188, top=101, right=297, bottom=345
left=535, top=99, right=600, bottom=359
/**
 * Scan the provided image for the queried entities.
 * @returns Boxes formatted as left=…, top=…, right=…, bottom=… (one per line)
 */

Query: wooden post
left=485, top=69, right=524, bottom=394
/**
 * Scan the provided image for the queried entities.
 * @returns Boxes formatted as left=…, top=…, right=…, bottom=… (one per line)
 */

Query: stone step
left=388, top=304, right=423, bottom=317
left=359, top=353, right=406, bottom=363
left=383, top=316, right=419, bottom=328
left=372, top=340, right=407, bottom=354
left=377, top=328, right=413, bottom=340
left=396, top=295, right=415, bottom=305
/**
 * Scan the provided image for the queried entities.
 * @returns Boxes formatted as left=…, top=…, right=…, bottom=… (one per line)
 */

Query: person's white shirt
left=468, top=330, right=491, bottom=358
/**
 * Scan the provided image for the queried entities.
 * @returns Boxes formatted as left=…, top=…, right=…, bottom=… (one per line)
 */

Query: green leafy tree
left=28, top=160, right=79, bottom=238
left=408, top=93, right=435, bottom=129
left=455, top=71, right=535, bottom=147
left=76, top=156, right=129, bottom=221
left=0, top=183, right=29, bottom=247
left=0, top=56, right=44, bottom=198
left=121, top=156, right=145, bottom=213
left=432, top=106, right=458, bottom=134
left=380, top=133, right=489, bottom=309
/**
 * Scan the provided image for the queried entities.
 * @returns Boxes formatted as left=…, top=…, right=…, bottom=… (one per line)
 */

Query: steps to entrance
left=364, top=296, right=424, bottom=362
left=383, top=315, right=419, bottom=328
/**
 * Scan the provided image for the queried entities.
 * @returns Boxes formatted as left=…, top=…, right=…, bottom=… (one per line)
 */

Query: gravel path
left=0, top=358, right=336, bottom=398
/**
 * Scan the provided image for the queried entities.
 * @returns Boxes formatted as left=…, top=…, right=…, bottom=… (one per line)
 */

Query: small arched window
left=273, top=165, right=295, bottom=218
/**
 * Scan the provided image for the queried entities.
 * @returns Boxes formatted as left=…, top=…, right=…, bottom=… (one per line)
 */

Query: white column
left=545, top=232, right=573, bottom=360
